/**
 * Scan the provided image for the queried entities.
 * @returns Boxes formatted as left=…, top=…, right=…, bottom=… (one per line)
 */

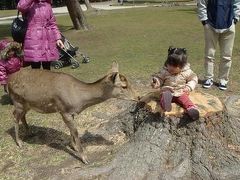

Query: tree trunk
left=65, top=0, right=89, bottom=30
left=84, top=0, right=93, bottom=10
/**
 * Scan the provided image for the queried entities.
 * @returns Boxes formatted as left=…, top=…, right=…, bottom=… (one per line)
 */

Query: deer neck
left=79, top=78, right=113, bottom=108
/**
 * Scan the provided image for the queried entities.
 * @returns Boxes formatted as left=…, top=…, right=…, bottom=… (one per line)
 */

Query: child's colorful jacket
left=153, top=63, right=198, bottom=97
left=0, top=40, right=22, bottom=85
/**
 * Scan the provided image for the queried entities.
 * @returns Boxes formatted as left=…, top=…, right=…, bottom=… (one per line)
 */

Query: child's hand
left=183, top=86, right=191, bottom=95
left=151, top=77, right=160, bottom=89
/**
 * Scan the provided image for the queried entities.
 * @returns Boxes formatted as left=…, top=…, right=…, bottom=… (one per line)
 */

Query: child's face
left=167, top=64, right=181, bottom=75
left=7, top=50, right=15, bottom=58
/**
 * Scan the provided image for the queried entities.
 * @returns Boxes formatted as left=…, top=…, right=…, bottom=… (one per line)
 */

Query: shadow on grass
left=6, top=125, right=113, bottom=161
left=0, top=94, right=13, bottom=105
left=58, top=25, right=75, bottom=33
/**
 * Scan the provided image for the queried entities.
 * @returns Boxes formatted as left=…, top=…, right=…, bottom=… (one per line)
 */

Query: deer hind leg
left=61, top=113, right=89, bottom=164
left=21, top=114, right=32, bottom=137
left=13, top=105, right=26, bottom=148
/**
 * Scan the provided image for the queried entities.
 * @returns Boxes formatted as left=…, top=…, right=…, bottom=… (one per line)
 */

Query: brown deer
left=7, top=62, right=137, bottom=164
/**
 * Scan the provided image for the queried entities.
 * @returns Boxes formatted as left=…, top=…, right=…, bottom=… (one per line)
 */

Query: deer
left=7, top=62, right=137, bottom=164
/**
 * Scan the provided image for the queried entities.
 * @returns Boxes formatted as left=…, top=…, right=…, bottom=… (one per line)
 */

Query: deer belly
left=29, top=102, right=58, bottom=113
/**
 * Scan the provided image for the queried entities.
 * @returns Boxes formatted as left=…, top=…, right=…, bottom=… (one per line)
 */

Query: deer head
left=104, top=62, right=138, bottom=101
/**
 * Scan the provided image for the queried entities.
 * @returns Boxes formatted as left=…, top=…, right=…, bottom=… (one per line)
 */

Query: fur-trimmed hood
left=0, top=39, right=22, bottom=60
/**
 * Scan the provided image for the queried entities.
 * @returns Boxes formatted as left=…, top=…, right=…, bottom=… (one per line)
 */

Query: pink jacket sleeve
left=49, top=10, right=61, bottom=41
left=0, top=63, right=7, bottom=85
left=17, top=0, right=34, bottom=13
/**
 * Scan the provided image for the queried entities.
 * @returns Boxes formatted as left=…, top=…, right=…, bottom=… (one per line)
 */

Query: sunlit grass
left=0, top=9, right=17, bottom=18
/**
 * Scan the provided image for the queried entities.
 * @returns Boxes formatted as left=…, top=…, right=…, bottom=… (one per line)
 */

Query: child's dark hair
left=165, top=46, right=187, bottom=69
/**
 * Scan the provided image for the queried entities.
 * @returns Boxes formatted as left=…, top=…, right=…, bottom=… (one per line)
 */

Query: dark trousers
left=30, top=62, right=51, bottom=70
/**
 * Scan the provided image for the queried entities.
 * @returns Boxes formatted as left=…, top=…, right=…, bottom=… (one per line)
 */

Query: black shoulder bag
left=11, top=11, right=27, bottom=43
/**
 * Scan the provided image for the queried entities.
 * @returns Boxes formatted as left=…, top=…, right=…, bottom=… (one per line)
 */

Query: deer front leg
left=70, top=134, right=78, bottom=152
left=61, top=113, right=89, bottom=164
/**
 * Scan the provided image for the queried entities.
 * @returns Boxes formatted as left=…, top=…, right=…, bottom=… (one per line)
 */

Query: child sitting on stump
left=0, top=39, right=22, bottom=94
left=151, top=47, right=199, bottom=120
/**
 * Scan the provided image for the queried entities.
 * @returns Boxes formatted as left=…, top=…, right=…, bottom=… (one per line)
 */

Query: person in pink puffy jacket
left=0, top=39, right=22, bottom=93
left=17, top=0, right=64, bottom=70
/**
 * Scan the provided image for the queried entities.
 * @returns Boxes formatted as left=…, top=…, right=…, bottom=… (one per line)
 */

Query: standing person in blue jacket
left=197, top=0, right=240, bottom=90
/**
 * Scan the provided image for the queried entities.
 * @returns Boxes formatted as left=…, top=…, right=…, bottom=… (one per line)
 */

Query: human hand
left=151, top=77, right=160, bottom=89
left=183, top=86, right=191, bottom=95
left=56, top=39, right=64, bottom=49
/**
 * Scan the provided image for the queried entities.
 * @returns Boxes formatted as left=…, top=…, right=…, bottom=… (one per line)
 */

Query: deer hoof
left=80, top=154, right=89, bottom=164
left=16, top=140, right=23, bottom=148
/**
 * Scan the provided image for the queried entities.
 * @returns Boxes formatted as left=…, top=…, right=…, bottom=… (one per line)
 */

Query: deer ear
left=110, top=73, right=128, bottom=87
left=111, top=61, right=119, bottom=73
left=109, top=72, right=119, bottom=83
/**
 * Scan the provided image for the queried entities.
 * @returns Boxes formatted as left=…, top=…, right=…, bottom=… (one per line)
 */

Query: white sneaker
left=219, top=80, right=227, bottom=91
left=202, top=79, right=213, bottom=89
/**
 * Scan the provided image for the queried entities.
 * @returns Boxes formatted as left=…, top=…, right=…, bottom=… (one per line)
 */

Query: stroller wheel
left=71, top=61, right=80, bottom=69
left=52, top=61, right=63, bottom=69
left=82, top=56, right=90, bottom=63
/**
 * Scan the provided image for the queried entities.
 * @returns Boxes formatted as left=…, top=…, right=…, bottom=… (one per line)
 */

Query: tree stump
left=145, top=91, right=224, bottom=117
left=48, top=95, right=240, bottom=180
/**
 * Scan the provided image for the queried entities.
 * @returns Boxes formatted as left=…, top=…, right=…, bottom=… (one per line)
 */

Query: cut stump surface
left=145, top=91, right=223, bottom=117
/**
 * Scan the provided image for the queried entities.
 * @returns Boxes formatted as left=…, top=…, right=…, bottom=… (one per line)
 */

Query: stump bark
left=50, top=95, right=240, bottom=180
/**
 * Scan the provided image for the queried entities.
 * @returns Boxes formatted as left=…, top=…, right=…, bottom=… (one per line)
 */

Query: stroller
left=51, top=33, right=90, bottom=69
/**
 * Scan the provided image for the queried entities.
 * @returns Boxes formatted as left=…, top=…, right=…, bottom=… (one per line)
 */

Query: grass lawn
left=0, top=9, right=17, bottom=18
left=54, top=7, right=240, bottom=98
left=0, top=6, right=240, bottom=178
left=124, top=0, right=193, bottom=4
